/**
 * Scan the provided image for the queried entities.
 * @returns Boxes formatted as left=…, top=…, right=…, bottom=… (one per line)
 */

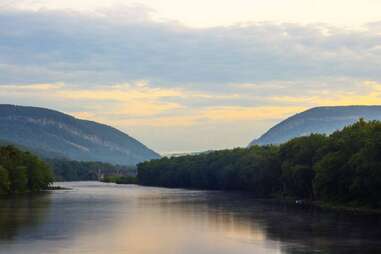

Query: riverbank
left=261, top=194, right=381, bottom=215
left=0, top=186, right=71, bottom=197
left=46, top=185, right=71, bottom=190
left=101, top=175, right=138, bottom=185
left=105, top=180, right=381, bottom=215
left=137, top=120, right=381, bottom=213
left=311, top=201, right=381, bottom=215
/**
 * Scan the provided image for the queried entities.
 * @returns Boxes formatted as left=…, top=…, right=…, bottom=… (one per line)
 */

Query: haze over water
left=0, top=182, right=380, bottom=254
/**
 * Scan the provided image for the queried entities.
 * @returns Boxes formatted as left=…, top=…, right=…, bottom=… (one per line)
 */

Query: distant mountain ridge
left=0, top=104, right=160, bottom=165
left=250, top=106, right=381, bottom=146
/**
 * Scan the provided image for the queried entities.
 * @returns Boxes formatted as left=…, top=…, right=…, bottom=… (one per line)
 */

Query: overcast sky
left=1, top=0, right=381, bottom=154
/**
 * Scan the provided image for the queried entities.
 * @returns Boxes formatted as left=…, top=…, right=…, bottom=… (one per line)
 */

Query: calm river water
left=0, top=182, right=380, bottom=254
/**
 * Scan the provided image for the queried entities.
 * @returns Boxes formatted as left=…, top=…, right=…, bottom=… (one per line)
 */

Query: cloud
left=269, top=80, right=381, bottom=107
left=4, top=79, right=381, bottom=128
left=0, top=83, right=64, bottom=90
left=0, top=6, right=380, bottom=89
left=1, top=79, right=381, bottom=152
left=0, top=81, right=243, bottom=121
left=1, top=6, right=381, bottom=152
left=201, top=106, right=305, bottom=122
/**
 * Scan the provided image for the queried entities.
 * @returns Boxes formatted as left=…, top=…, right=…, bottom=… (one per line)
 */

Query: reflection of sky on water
left=0, top=182, right=380, bottom=254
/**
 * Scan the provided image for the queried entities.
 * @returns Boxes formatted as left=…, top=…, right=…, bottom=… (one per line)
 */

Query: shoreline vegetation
left=0, top=146, right=54, bottom=195
left=47, top=159, right=136, bottom=182
left=102, top=175, right=138, bottom=184
left=270, top=196, right=381, bottom=215
left=136, top=119, right=381, bottom=213
left=312, top=201, right=381, bottom=215
left=2, top=119, right=381, bottom=215
left=46, top=185, right=71, bottom=190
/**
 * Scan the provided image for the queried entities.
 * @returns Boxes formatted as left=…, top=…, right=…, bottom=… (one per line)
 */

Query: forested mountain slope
left=250, top=106, right=381, bottom=145
left=0, top=105, right=160, bottom=165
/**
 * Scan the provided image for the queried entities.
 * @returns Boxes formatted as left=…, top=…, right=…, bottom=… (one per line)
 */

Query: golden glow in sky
left=1, top=0, right=381, bottom=153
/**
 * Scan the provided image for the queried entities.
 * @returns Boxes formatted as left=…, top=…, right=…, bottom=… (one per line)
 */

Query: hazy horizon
left=1, top=0, right=381, bottom=153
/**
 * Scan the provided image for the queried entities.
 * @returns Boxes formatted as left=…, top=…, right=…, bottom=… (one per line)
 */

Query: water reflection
left=0, top=194, right=51, bottom=240
left=134, top=191, right=381, bottom=254
left=0, top=182, right=380, bottom=254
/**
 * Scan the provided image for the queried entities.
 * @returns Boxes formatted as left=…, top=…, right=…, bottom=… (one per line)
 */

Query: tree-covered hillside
left=0, top=146, right=54, bottom=194
left=250, top=106, right=381, bottom=146
left=0, top=104, right=160, bottom=165
left=138, top=119, right=381, bottom=209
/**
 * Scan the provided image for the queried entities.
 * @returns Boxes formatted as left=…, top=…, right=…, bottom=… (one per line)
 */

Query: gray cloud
left=0, top=6, right=380, bottom=89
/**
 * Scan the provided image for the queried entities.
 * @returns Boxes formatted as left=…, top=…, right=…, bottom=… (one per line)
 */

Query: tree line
left=48, top=159, right=136, bottom=181
left=138, top=119, right=381, bottom=209
left=102, top=175, right=138, bottom=184
left=0, top=146, right=54, bottom=194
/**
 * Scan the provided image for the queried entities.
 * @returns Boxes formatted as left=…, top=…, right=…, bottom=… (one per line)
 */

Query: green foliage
left=279, top=134, right=328, bottom=199
left=0, top=166, right=10, bottom=194
left=103, top=175, right=138, bottom=184
left=139, top=146, right=280, bottom=198
left=47, top=159, right=136, bottom=181
left=9, top=166, right=28, bottom=193
left=313, top=119, right=381, bottom=208
left=138, top=119, right=381, bottom=209
left=0, top=145, right=53, bottom=194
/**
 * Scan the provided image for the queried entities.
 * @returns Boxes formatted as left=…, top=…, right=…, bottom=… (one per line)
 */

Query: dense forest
left=48, top=159, right=136, bottom=181
left=138, top=119, right=381, bottom=209
left=0, top=146, right=53, bottom=194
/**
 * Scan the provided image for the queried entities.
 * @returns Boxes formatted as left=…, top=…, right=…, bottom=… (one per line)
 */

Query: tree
left=279, top=134, right=327, bottom=199
left=0, top=145, right=54, bottom=194
left=137, top=119, right=381, bottom=209
left=9, top=166, right=28, bottom=193
left=0, top=165, right=10, bottom=194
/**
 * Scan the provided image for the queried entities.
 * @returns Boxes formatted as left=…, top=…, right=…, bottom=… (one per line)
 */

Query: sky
left=0, top=0, right=381, bottom=154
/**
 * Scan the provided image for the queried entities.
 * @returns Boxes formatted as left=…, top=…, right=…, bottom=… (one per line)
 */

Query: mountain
left=0, top=104, right=160, bottom=165
left=249, top=106, right=381, bottom=146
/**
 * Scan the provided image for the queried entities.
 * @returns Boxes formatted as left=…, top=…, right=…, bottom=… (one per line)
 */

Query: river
left=0, top=182, right=380, bottom=254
